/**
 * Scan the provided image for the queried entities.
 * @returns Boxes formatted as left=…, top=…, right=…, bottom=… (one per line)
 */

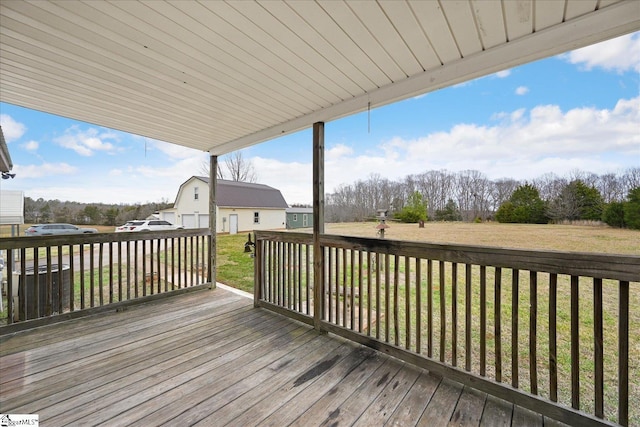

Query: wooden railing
left=0, top=229, right=212, bottom=329
left=254, top=230, right=639, bottom=427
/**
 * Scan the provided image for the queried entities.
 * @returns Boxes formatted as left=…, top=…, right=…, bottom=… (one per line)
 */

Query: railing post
left=313, top=122, right=325, bottom=333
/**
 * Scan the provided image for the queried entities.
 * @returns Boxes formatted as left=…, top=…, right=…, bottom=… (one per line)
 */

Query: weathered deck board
left=0, top=287, right=563, bottom=426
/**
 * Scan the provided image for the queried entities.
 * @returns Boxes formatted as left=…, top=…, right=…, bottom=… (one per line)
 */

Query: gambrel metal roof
left=185, top=176, right=289, bottom=208
left=1, top=1, right=638, bottom=155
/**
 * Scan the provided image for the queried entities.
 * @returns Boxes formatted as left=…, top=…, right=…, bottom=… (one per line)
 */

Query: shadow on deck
left=0, top=287, right=567, bottom=426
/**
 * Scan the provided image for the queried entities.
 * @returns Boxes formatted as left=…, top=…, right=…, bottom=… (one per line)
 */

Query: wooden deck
left=0, top=287, right=566, bottom=426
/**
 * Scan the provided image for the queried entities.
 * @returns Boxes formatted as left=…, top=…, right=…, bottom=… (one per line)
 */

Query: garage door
left=163, top=212, right=176, bottom=224
left=182, top=214, right=196, bottom=228
left=198, top=214, right=209, bottom=228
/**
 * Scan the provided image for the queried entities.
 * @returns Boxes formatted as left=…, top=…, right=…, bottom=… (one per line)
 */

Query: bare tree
left=224, top=151, right=258, bottom=182
left=621, top=167, right=640, bottom=195
left=597, top=173, right=623, bottom=203
left=200, top=151, right=258, bottom=182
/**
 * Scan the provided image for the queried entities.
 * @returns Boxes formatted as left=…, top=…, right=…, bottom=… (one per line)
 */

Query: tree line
left=325, top=168, right=640, bottom=228
left=23, top=198, right=173, bottom=226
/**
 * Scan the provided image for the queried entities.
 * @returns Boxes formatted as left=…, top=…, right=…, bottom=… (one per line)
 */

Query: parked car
left=115, top=220, right=184, bottom=232
left=24, top=223, right=98, bottom=236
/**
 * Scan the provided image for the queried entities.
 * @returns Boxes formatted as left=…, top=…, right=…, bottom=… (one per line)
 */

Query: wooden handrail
left=254, top=230, right=639, bottom=426
left=0, top=229, right=212, bottom=330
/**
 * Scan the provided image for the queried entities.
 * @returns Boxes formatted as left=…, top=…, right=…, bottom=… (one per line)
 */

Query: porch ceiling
left=1, top=1, right=638, bottom=155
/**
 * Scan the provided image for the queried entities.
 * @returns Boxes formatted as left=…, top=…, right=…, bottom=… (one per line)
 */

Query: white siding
left=169, top=177, right=286, bottom=233
left=0, top=190, right=24, bottom=225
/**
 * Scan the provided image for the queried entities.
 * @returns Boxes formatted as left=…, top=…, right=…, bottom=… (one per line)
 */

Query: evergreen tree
left=602, top=201, right=625, bottom=228
left=434, top=199, right=462, bottom=221
left=496, top=184, right=547, bottom=223
left=623, top=187, right=640, bottom=230
left=395, top=191, right=428, bottom=223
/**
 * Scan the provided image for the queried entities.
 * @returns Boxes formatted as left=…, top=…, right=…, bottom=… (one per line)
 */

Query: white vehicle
left=115, top=220, right=184, bottom=232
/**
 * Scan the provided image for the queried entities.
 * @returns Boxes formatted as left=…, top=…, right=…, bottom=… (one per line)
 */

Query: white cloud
left=326, top=143, right=354, bottom=160
left=54, top=126, right=119, bottom=156
left=261, top=96, right=640, bottom=203
left=495, top=69, right=511, bottom=78
left=23, top=140, right=39, bottom=151
left=515, top=86, right=529, bottom=95
left=561, top=32, right=640, bottom=73
left=0, top=114, right=27, bottom=142
left=12, top=162, right=77, bottom=179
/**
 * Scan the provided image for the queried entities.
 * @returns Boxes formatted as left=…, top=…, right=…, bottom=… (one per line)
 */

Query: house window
left=254, top=212, right=260, bottom=224
left=292, top=214, right=298, bottom=221
left=194, top=187, right=199, bottom=200
left=303, top=214, right=308, bottom=227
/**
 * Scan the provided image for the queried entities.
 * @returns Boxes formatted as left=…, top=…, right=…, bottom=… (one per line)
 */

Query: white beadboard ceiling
left=1, top=0, right=638, bottom=155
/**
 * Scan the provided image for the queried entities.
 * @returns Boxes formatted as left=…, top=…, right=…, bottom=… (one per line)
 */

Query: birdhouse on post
left=376, top=209, right=390, bottom=238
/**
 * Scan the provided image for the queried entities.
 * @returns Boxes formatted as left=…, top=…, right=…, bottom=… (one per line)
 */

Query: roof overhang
left=0, top=126, right=12, bottom=173
left=1, top=1, right=638, bottom=155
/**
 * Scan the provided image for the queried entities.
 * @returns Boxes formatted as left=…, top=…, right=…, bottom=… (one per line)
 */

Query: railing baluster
left=90, top=243, right=95, bottom=307
left=405, top=256, right=411, bottom=350
left=619, top=280, right=629, bottom=426
left=375, top=252, right=380, bottom=340
left=439, top=260, right=445, bottom=363
left=99, top=243, right=104, bottom=305
left=367, top=252, right=372, bottom=335
left=416, top=258, right=422, bottom=354
left=306, top=244, right=310, bottom=315
left=512, top=269, right=519, bottom=388
left=571, top=275, right=579, bottom=409
left=394, top=255, right=400, bottom=347
left=327, top=247, right=333, bottom=322
left=427, top=259, right=433, bottom=358
left=286, top=242, right=291, bottom=308
left=7, top=250, right=15, bottom=324
left=134, top=241, right=139, bottom=298
left=465, top=263, right=472, bottom=372
left=170, top=238, right=175, bottom=291
left=189, top=237, right=194, bottom=287
left=183, top=237, right=188, bottom=288
left=549, top=273, right=557, bottom=401
left=142, top=241, right=147, bottom=296
left=530, top=271, right=538, bottom=395
left=594, top=277, right=603, bottom=419
left=480, top=265, right=486, bottom=376
left=358, top=251, right=363, bottom=333
left=68, top=245, right=75, bottom=313
left=158, top=239, right=163, bottom=293
left=109, top=242, right=114, bottom=302
left=118, top=242, right=122, bottom=301
left=149, top=239, right=154, bottom=295
left=298, top=244, right=303, bottom=312
left=164, top=238, right=169, bottom=292
left=126, top=241, right=131, bottom=300
left=452, top=262, right=457, bottom=367
left=495, top=267, right=502, bottom=382
left=80, top=244, right=85, bottom=309
left=350, top=249, right=355, bottom=331
left=385, top=253, right=390, bottom=343
left=268, top=241, right=274, bottom=303
left=343, top=248, right=348, bottom=328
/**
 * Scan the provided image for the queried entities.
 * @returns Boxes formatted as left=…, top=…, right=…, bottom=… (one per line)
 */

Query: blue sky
left=1, top=32, right=639, bottom=206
